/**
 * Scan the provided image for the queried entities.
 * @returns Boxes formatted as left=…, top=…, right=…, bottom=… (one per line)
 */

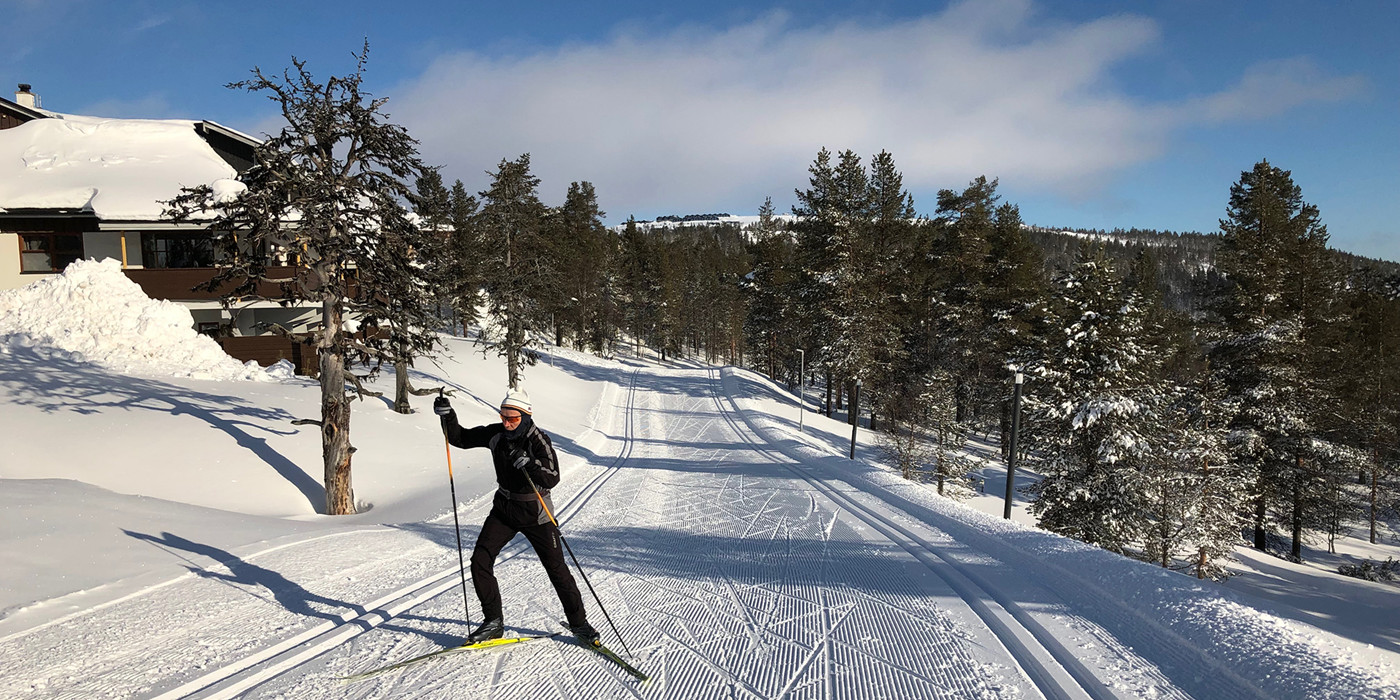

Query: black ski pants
left=470, top=510, right=587, bottom=627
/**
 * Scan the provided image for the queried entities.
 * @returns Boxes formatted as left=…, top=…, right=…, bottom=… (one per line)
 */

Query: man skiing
left=433, top=388, right=601, bottom=646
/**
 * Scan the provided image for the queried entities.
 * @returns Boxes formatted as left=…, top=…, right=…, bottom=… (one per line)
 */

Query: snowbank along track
left=45, top=369, right=643, bottom=700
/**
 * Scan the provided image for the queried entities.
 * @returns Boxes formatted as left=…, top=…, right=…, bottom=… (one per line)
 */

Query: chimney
left=15, top=83, right=38, bottom=109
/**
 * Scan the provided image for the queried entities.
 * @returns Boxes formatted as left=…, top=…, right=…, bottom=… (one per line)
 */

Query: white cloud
left=1179, top=57, right=1367, bottom=124
left=386, top=0, right=1362, bottom=219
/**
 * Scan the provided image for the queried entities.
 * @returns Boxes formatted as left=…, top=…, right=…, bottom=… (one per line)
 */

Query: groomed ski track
left=2, top=364, right=1396, bottom=699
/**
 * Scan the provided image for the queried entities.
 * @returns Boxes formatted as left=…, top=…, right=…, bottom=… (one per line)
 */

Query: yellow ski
left=342, top=632, right=560, bottom=682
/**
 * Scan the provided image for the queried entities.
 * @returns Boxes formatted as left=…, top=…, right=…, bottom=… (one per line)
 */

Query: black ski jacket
left=441, top=413, right=560, bottom=525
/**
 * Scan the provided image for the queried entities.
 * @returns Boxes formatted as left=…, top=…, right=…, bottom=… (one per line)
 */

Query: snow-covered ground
left=2, top=269, right=1398, bottom=698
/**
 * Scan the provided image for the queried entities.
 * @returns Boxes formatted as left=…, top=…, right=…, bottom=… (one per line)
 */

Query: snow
left=0, top=258, right=288, bottom=382
left=0, top=113, right=242, bottom=219
left=0, top=274, right=1397, bottom=697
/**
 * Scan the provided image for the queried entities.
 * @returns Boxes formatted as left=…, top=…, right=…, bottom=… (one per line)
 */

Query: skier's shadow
left=125, top=530, right=468, bottom=646
left=126, top=530, right=366, bottom=622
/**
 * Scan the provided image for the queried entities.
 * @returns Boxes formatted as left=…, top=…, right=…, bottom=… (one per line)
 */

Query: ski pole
left=520, top=468, right=634, bottom=657
left=440, top=389, right=473, bottom=625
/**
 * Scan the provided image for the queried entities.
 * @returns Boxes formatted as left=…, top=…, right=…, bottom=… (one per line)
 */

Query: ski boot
left=468, top=618, right=504, bottom=643
left=569, top=621, right=601, bottom=647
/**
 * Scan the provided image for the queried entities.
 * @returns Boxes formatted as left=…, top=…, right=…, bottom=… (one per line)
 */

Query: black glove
left=433, top=396, right=454, bottom=417
left=511, top=451, right=532, bottom=470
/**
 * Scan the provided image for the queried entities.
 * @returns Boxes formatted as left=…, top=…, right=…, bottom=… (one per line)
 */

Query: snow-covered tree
left=166, top=44, right=430, bottom=515
left=1025, top=246, right=1167, bottom=553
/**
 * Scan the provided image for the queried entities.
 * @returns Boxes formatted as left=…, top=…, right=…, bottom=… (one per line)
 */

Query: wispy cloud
left=387, top=0, right=1362, bottom=217
left=133, top=14, right=172, bottom=32
left=73, top=94, right=175, bottom=120
left=1179, top=57, right=1367, bottom=124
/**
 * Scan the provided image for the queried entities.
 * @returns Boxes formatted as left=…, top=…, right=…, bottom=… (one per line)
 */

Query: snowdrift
left=0, top=258, right=290, bottom=381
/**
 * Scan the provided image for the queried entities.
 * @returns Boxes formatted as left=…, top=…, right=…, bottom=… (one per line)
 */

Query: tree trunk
left=1160, top=479, right=1171, bottom=568
left=1371, top=448, right=1380, bottom=545
left=1253, top=488, right=1267, bottom=551
left=1197, top=458, right=1210, bottom=579
left=393, top=338, right=412, bottom=414
left=321, top=297, right=355, bottom=515
left=1290, top=455, right=1304, bottom=561
left=824, top=369, right=833, bottom=416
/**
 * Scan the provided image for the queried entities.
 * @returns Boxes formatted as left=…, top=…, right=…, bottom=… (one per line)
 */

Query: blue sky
left=4, top=0, right=1396, bottom=261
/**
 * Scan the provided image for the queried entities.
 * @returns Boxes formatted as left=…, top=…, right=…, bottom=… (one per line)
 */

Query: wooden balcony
left=122, top=266, right=304, bottom=301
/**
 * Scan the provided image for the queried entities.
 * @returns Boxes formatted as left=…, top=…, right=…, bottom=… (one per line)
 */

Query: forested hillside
left=407, top=150, right=1400, bottom=585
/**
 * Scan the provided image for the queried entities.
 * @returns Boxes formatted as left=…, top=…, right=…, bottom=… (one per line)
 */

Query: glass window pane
left=54, top=234, right=83, bottom=253
left=21, top=251, right=52, bottom=272
left=52, top=252, right=82, bottom=270
left=21, top=235, right=48, bottom=252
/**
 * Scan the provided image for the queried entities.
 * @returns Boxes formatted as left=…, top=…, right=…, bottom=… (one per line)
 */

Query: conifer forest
left=408, top=147, right=1400, bottom=579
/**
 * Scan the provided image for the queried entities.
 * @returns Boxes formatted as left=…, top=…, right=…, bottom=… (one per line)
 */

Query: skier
left=433, top=388, right=601, bottom=646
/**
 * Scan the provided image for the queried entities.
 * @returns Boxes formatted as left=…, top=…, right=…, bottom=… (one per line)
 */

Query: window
left=140, top=232, right=218, bottom=269
left=19, top=233, right=84, bottom=273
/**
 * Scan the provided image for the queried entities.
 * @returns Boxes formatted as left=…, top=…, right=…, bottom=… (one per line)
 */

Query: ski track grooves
left=138, top=370, right=642, bottom=700
left=701, top=368, right=1110, bottom=700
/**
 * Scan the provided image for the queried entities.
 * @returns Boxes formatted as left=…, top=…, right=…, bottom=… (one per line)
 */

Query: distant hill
left=1027, top=225, right=1400, bottom=312
left=620, top=214, right=1400, bottom=312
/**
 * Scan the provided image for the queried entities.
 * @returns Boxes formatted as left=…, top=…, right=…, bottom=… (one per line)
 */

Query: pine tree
left=1212, top=160, right=1350, bottom=561
left=791, top=149, right=843, bottom=414
left=863, top=151, right=917, bottom=428
left=445, top=179, right=482, bottom=335
left=743, top=197, right=797, bottom=380
left=544, top=181, right=610, bottom=350
left=165, top=43, right=428, bottom=515
left=476, top=154, right=554, bottom=388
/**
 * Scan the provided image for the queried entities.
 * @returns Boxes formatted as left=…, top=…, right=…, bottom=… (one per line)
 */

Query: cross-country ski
left=341, top=633, right=561, bottom=683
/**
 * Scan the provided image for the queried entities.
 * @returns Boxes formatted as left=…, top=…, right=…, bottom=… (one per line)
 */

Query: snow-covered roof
left=0, top=113, right=249, bottom=221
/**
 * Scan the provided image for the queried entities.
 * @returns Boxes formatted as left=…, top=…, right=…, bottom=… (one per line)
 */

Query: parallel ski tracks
left=700, top=368, right=1113, bottom=700
left=132, top=369, right=644, bottom=699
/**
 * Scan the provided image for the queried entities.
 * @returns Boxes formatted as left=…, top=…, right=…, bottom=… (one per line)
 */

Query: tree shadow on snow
left=0, top=348, right=325, bottom=512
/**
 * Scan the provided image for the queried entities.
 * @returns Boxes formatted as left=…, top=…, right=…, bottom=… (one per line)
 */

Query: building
left=0, top=84, right=317, bottom=372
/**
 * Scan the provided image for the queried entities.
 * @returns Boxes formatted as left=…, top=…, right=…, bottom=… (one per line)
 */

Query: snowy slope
left=1, top=270, right=1398, bottom=697
left=0, top=352, right=1397, bottom=698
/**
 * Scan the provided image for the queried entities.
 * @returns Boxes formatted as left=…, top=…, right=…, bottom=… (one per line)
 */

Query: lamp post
left=1003, top=372, right=1024, bottom=520
left=795, top=348, right=805, bottom=433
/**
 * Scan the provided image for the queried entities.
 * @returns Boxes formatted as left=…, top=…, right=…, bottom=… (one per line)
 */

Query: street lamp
left=1004, top=372, right=1024, bottom=520
left=795, top=348, right=805, bottom=433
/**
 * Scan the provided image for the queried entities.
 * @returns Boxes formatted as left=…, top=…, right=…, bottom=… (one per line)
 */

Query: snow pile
left=0, top=114, right=241, bottom=219
left=0, top=258, right=291, bottom=381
